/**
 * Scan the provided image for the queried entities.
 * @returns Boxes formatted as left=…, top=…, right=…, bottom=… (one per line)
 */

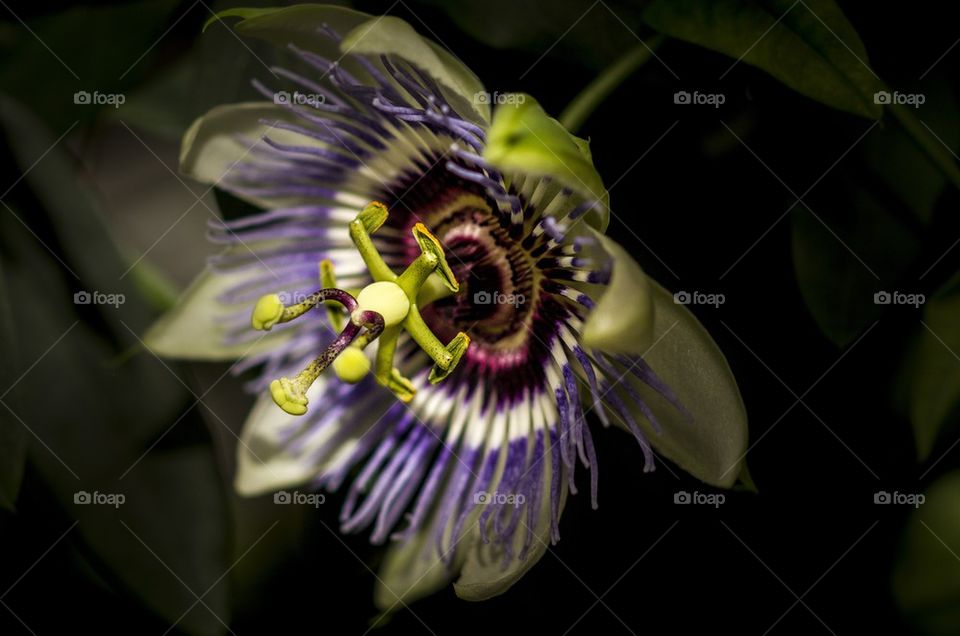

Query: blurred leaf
left=894, top=470, right=960, bottom=635
left=901, top=273, right=960, bottom=462
left=0, top=0, right=183, bottom=130
left=641, top=0, right=883, bottom=118
left=862, top=80, right=960, bottom=225
left=118, top=14, right=272, bottom=142
left=0, top=259, right=27, bottom=511
left=0, top=97, right=228, bottom=635
left=792, top=185, right=920, bottom=347
left=418, top=0, right=642, bottom=70
left=115, top=54, right=203, bottom=141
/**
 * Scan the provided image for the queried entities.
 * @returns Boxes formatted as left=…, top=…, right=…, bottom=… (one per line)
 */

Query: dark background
left=2, top=0, right=959, bottom=634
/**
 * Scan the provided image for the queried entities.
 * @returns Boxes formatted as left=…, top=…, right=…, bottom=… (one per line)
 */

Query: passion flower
left=145, top=4, right=748, bottom=608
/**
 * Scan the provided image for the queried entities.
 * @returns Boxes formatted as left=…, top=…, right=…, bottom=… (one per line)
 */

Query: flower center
left=250, top=203, right=471, bottom=413
left=378, top=185, right=548, bottom=376
left=422, top=210, right=536, bottom=347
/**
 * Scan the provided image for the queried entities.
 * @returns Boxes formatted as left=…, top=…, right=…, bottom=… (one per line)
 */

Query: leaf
left=0, top=97, right=229, bottom=635
left=894, top=470, right=960, bottom=635
left=862, top=80, right=960, bottom=225
left=421, top=0, right=642, bottom=69
left=113, top=53, right=203, bottom=141
left=0, top=259, right=27, bottom=511
left=641, top=0, right=883, bottom=118
left=0, top=0, right=182, bottom=130
left=902, top=273, right=960, bottom=461
left=791, top=185, right=920, bottom=347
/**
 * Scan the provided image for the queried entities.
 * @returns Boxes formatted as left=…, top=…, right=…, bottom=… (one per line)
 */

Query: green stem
left=559, top=36, right=665, bottom=133
left=888, top=100, right=960, bottom=192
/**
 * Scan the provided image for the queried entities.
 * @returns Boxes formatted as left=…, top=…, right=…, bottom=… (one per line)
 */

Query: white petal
left=234, top=379, right=331, bottom=496
left=143, top=266, right=290, bottom=360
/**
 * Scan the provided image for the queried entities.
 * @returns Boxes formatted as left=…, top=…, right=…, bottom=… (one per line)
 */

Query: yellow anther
left=429, top=332, right=471, bottom=384
left=269, top=378, right=308, bottom=416
left=356, top=281, right=410, bottom=328
left=252, top=294, right=285, bottom=331
left=333, top=347, right=371, bottom=383
left=358, top=201, right=389, bottom=233
left=412, top=222, right=458, bottom=292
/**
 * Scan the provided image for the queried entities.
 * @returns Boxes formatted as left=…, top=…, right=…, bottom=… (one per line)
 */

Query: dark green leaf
left=862, top=80, right=960, bottom=225
left=642, top=0, right=883, bottom=118
left=901, top=273, right=960, bottom=461
left=420, top=0, right=642, bottom=70
left=0, top=97, right=229, bottom=635
left=792, top=185, right=920, bottom=347
left=0, top=258, right=27, bottom=511
left=894, top=470, right=960, bottom=635
left=0, top=0, right=182, bottom=130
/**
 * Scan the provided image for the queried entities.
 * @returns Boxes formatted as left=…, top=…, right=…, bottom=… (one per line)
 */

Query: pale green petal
left=575, top=231, right=747, bottom=487
left=143, top=267, right=290, bottom=360
left=622, top=280, right=748, bottom=488
left=234, top=381, right=330, bottom=496
left=207, top=5, right=489, bottom=124
left=374, top=511, right=468, bottom=611
left=341, top=16, right=489, bottom=124
left=180, top=101, right=341, bottom=210
left=581, top=231, right=654, bottom=354
left=454, top=441, right=569, bottom=600
left=483, top=94, right=609, bottom=230
left=205, top=5, right=373, bottom=51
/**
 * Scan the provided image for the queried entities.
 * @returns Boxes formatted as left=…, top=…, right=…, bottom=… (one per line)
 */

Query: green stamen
left=350, top=202, right=397, bottom=283
left=319, top=259, right=344, bottom=331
